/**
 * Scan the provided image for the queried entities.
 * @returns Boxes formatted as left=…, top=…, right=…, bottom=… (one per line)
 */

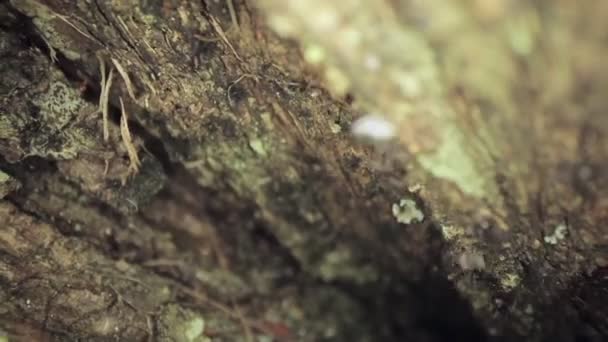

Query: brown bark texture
left=0, top=0, right=607, bottom=341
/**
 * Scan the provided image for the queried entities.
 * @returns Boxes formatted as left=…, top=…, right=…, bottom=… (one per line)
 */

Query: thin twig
left=53, top=12, right=98, bottom=43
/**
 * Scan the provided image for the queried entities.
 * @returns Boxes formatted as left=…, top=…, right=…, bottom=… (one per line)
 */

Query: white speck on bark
left=544, top=223, right=567, bottom=245
left=392, top=198, right=424, bottom=224
left=351, top=114, right=396, bottom=141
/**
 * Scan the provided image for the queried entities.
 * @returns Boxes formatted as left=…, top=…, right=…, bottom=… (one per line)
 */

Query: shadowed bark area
left=0, top=0, right=607, bottom=341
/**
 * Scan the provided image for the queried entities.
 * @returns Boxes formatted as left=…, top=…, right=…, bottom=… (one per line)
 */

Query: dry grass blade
left=119, top=97, right=141, bottom=174
left=112, top=58, right=137, bottom=100
left=102, top=69, right=114, bottom=142
left=97, top=55, right=114, bottom=142
left=97, top=56, right=106, bottom=109
left=96, top=56, right=113, bottom=142
left=53, top=12, right=98, bottom=43
left=209, top=16, right=243, bottom=63
left=226, top=0, right=240, bottom=32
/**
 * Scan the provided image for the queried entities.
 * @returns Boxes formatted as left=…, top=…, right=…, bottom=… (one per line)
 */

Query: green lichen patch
left=392, top=198, right=424, bottom=224
left=248, top=137, right=268, bottom=157
left=33, top=80, right=84, bottom=129
left=417, top=131, right=487, bottom=198
left=500, top=273, right=522, bottom=291
left=0, top=32, right=97, bottom=162
left=158, top=304, right=209, bottom=342
left=0, top=170, right=21, bottom=198
left=194, top=269, right=252, bottom=300
left=317, top=245, right=379, bottom=284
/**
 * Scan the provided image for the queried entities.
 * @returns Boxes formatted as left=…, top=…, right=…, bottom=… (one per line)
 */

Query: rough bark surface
left=0, top=0, right=607, bottom=341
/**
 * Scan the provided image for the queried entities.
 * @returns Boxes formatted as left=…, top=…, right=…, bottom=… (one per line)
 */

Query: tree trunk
left=1, top=0, right=607, bottom=341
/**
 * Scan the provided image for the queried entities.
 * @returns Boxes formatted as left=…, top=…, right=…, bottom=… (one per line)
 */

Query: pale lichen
left=329, top=122, right=342, bottom=134
left=392, top=198, right=424, bottom=224
left=500, top=273, right=521, bottom=291
left=0, top=170, right=20, bottom=199
left=318, top=246, right=379, bottom=284
left=17, top=70, right=97, bottom=160
left=417, top=124, right=487, bottom=198
left=184, top=317, right=206, bottom=341
left=441, top=224, right=464, bottom=241
left=248, top=138, right=267, bottom=157
left=33, top=80, right=83, bottom=130
left=158, top=304, right=209, bottom=342
left=0, top=171, right=9, bottom=183
left=544, top=223, right=568, bottom=245
left=458, top=251, right=486, bottom=271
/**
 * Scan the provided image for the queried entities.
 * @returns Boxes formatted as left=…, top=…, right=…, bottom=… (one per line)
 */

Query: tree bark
left=0, top=0, right=607, bottom=341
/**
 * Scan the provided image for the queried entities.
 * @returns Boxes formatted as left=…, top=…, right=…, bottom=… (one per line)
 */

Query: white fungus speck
left=364, top=54, right=381, bottom=70
left=351, top=114, right=396, bottom=141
